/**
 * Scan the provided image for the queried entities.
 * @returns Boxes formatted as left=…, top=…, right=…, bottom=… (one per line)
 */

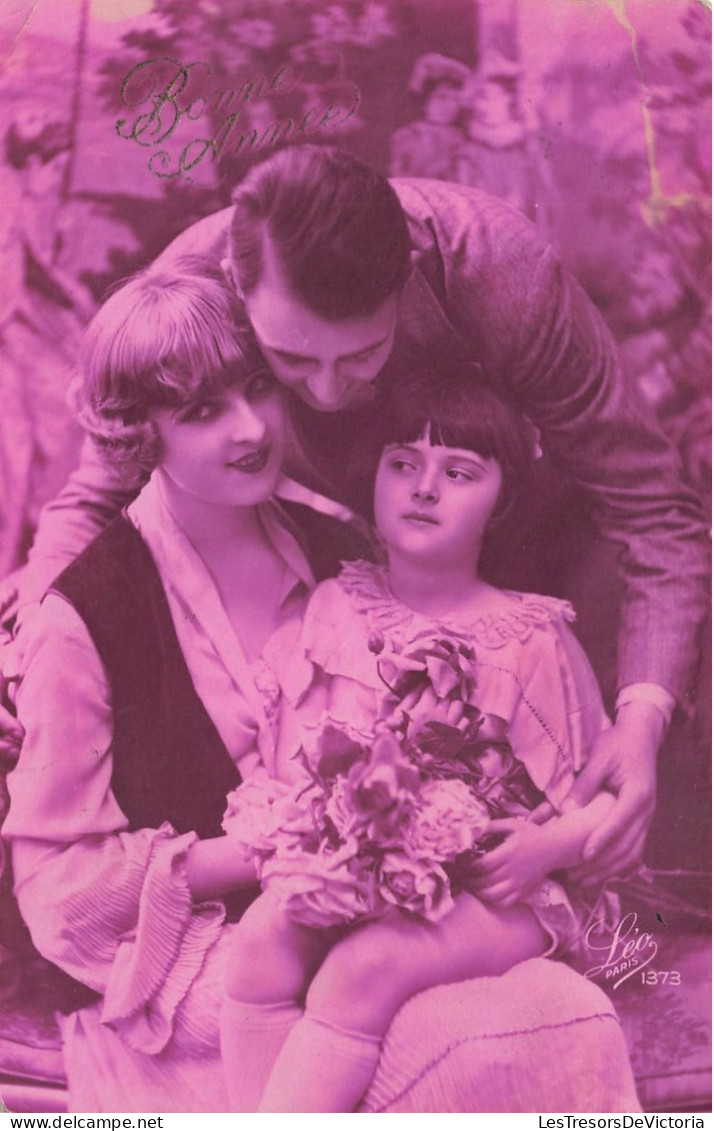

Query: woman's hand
left=185, top=835, right=258, bottom=902
left=466, top=819, right=561, bottom=907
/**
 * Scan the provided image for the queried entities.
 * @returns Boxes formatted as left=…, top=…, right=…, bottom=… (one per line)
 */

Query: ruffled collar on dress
left=337, top=559, right=576, bottom=651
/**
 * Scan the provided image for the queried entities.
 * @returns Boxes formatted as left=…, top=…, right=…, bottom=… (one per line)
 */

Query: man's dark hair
left=230, top=145, right=411, bottom=319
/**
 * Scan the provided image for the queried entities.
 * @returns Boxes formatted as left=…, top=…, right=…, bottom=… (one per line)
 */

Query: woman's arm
left=6, top=595, right=250, bottom=989
left=185, top=836, right=257, bottom=901
left=17, top=439, right=143, bottom=612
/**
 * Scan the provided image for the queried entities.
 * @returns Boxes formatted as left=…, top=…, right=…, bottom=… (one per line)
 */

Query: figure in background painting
left=389, top=54, right=470, bottom=181
left=456, top=51, right=550, bottom=228
left=0, top=110, right=91, bottom=579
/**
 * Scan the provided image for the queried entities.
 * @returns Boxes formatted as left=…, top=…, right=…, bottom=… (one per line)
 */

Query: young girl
left=221, top=369, right=619, bottom=1113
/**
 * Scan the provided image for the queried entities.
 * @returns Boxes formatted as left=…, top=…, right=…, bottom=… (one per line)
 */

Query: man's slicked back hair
left=230, top=145, right=411, bottom=319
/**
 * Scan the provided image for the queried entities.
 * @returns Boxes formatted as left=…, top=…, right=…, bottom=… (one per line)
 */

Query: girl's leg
left=258, top=894, right=548, bottom=1112
left=220, top=891, right=334, bottom=1111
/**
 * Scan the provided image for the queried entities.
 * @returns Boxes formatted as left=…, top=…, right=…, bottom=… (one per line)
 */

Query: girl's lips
left=402, top=512, right=439, bottom=525
left=226, top=445, right=271, bottom=473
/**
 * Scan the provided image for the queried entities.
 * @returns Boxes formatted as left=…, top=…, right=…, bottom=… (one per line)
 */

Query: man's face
left=239, top=245, right=400, bottom=413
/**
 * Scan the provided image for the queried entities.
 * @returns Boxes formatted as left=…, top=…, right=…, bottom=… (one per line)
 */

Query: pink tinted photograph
left=0, top=0, right=710, bottom=1116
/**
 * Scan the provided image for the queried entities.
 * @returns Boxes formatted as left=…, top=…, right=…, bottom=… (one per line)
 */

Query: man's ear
left=221, top=256, right=241, bottom=298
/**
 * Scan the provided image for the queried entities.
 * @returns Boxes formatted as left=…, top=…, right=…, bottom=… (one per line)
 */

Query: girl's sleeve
left=265, top=579, right=385, bottom=777
left=6, top=595, right=225, bottom=1054
left=476, top=611, right=611, bottom=809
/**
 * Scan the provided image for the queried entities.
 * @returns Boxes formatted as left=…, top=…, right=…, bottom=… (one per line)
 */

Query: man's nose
left=306, top=364, right=345, bottom=408
left=228, top=397, right=267, bottom=443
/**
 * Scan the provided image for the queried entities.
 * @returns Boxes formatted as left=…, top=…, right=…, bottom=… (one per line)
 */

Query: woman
left=4, top=264, right=322, bottom=1111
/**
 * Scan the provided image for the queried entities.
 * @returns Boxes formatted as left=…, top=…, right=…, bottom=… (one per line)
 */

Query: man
left=2, top=144, right=709, bottom=883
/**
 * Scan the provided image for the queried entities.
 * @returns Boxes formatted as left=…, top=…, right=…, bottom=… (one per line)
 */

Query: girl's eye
left=390, top=457, right=417, bottom=473
left=445, top=467, right=475, bottom=482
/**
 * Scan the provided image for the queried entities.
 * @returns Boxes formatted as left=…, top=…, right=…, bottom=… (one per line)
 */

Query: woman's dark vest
left=49, top=502, right=374, bottom=844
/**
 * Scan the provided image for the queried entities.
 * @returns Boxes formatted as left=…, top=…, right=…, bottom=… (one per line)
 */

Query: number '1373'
left=641, top=970, right=681, bottom=985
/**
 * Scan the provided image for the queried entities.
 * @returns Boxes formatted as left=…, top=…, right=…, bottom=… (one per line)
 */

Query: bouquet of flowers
left=223, top=631, right=541, bottom=928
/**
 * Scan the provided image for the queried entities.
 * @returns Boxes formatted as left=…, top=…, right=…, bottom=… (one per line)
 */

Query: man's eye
left=244, top=371, right=275, bottom=400
left=276, top=353, right=310, bottom=369
left=352, top=347, right=378, bottom=363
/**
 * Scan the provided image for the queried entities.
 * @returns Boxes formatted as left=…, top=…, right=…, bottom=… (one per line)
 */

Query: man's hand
left=0, top=609, right=24, bottom=766
left=0, top=570, right=20, bottom=627
left=0, top=670, right=23, bottom=765
left=563, top=701, right=664, bottom=886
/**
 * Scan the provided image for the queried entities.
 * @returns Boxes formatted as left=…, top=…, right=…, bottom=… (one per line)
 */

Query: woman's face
left=374, top=431, right=503, bottom=568
left=149, top=366, right=286, bottom=509
left=424, top=83, right=462, bottom=126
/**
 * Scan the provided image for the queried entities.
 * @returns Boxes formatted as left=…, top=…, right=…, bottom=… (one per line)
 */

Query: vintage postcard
left=0, top=0, right=710, bottom=1117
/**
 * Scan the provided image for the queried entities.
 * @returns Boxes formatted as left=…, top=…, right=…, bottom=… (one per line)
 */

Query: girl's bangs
left=388, top=388, right=503, bottom=462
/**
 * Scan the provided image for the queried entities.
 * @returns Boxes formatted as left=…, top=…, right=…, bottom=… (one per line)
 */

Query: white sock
left=220, top=997, right=302, bottom=1112
left=257, top=1010, right=382, bottom=1113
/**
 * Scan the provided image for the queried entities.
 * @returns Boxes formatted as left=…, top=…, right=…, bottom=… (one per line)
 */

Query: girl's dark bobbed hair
left=350, top=361, right=539, bottom=522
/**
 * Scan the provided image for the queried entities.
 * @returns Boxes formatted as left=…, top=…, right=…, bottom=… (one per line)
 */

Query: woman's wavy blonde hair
left=73, top=257, right=268, bottom=480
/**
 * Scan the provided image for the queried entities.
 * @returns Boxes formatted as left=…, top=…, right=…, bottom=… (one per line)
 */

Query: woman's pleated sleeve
left=5, top=595, right=224, bottom=1054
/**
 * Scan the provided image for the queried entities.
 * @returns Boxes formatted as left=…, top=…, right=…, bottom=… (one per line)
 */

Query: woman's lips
left=226, top=445, right=271, bottom=473
left=402, top=511, right=439, bottom=525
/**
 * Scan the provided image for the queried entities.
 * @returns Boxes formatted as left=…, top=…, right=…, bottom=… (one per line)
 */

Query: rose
left=383, top=633, right=478, bottom=704
left=341, top=731, right=420, bottom=839
left=406, top=778, right=490, bottom=860
left=423, top=638, right=477, bottom=702
left=314, top=724, right=367, bottom=780
left=262, top=840, right=376, bottom=928
left=378, top=852, right=454, bottom=922
left=222, top=773, right=318, bottom=858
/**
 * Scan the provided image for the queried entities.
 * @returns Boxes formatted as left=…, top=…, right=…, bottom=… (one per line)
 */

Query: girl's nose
left=412, top=475, right=439, bottom=504
left=229, top=396, right=267, bottom=444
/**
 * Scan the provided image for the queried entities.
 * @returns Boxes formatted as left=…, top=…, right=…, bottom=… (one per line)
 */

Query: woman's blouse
left=4, top=473, right=312, bottom=1054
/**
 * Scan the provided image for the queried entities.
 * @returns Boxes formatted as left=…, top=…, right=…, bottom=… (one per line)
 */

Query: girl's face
left=149, top=367, right=285, bottom=509
left=374, top=431, right=503, bottom=569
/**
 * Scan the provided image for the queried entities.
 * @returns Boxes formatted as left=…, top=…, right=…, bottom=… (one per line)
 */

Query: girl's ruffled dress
left=241, top=560, right=619, bottom=959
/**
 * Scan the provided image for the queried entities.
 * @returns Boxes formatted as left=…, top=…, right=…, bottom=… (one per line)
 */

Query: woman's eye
left=390, top=458, right=417, bottom=473
left=177, top=399, right=220, bottom=424
left=445, top=467, right=475, bottom=482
